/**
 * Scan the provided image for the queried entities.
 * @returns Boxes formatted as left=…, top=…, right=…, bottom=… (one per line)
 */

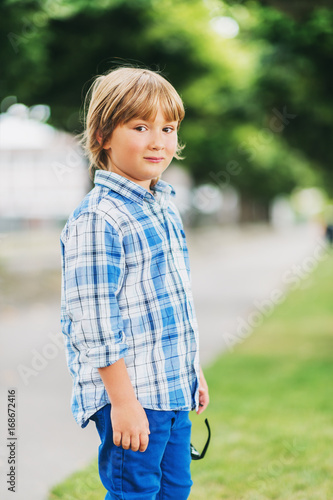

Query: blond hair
left=80, top=66, right=186, bottom=185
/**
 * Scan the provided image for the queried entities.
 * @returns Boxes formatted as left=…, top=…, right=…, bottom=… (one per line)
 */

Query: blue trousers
left=89, top=404, right=193, bottom=499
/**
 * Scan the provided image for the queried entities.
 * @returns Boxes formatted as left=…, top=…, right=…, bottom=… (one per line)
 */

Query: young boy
left=60, top=67, right=209, bottom=499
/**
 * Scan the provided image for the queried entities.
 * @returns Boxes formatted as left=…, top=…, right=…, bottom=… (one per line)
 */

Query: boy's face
left=103, top=105, right=178, bottom=191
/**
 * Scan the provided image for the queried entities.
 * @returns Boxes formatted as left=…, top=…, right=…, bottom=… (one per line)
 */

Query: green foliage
left=238, top=2, right=333, bottom=193
left=1, top=0, right=332, bottom=203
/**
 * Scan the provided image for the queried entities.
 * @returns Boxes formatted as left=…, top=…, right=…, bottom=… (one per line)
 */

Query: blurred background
left=0, top=1, right=333, bottom=499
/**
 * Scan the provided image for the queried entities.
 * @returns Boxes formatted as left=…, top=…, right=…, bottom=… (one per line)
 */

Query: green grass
left=49, top=250, right=333, bottom=500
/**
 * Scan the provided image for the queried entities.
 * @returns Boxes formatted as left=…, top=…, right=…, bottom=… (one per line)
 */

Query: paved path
left=187, top=222, right=326, bottom=364
left=0, top=222, right=325, bottom=499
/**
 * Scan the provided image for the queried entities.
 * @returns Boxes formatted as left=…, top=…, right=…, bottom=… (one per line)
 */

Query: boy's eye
left=134, top=125, right=176, bottom=133
left=163, top=127, right=174, bottom=133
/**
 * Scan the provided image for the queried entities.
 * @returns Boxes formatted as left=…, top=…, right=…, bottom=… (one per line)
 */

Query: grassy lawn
left=49, top=249, right=333, bottom=500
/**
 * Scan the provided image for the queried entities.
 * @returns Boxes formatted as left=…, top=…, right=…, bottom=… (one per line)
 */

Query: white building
left=0, top=104, right=90, bottom=227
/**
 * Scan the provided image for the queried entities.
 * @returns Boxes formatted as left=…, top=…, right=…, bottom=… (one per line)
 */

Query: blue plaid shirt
left=60, top=170, right=200, bottom=428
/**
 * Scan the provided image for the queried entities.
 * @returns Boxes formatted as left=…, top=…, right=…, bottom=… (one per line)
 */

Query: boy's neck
left=106, top=167, right=156, bottom=194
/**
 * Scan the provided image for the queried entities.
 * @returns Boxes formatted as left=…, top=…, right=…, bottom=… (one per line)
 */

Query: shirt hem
left=78, top=398, right=198, bottom=428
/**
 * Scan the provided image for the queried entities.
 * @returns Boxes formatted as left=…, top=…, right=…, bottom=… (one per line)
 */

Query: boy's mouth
left=144, top=157, right=164, bottom=163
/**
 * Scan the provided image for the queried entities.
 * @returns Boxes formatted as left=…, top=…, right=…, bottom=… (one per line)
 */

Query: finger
left=113, top=430, right=122, bottom=447
left=196, top=400, right=207, bottom=414
left=144, top=417, right=150, bottom=435
left=130, top=435, right=140, bottom=452
left=139, top=433, right=149, bottom=452
left=196, top=405, right=203, bottom=415
left=200, top=395, right=209, bottom=407
left=200, top=389, right=209, bottom=406
left=121, top=433, right=131, bottom=450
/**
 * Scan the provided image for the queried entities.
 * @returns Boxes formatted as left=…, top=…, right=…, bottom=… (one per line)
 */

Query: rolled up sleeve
left=62, top=211, right=128, bottom=368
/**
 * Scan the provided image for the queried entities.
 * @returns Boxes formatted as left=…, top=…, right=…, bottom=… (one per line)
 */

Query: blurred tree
left=254, top=0, right=333, bottom=21
left=1, top=0, right=330, bottom=220
left=223, top=0, right=333, bottom=195
left=1, top=0, right=50, bottom=104
left=1, top=0, right=212, bottom=129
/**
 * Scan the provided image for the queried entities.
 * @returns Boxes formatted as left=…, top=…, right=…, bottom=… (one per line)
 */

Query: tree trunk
left=239, top=195, right=270, bottom=223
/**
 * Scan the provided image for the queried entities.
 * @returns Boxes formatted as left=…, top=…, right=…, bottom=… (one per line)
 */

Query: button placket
left=149, top=199, right=197, bottom=333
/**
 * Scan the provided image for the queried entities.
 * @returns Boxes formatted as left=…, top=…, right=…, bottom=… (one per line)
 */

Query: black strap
left=190, top=418, right=211, bottom=460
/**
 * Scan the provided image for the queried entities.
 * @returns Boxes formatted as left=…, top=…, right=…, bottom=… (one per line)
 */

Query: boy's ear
left=96, top=129, right=103, bottom=145
left=96, top=130, right=111, bottom=150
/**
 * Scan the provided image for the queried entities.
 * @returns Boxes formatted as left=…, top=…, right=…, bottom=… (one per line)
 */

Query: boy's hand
left=111, top=398, right=150, bottom=452
left=97, top=360, right=150, bottom=452
left=196, top=365, right=209, bottom=415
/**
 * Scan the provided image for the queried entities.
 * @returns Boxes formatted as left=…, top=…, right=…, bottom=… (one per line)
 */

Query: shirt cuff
left=84, top=333, right=129, bottom=368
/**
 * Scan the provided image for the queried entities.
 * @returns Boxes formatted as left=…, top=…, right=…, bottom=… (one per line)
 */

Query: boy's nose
left=149, top=132, right=165, bottom=150
left=151, top=143, right=164, bottom=150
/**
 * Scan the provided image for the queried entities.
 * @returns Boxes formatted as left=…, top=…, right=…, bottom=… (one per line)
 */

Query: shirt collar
left=94, top=170, right=176, bottom=208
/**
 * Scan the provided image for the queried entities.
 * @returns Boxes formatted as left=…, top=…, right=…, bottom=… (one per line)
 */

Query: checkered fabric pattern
left=60, top=170, right=200, bottom=428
